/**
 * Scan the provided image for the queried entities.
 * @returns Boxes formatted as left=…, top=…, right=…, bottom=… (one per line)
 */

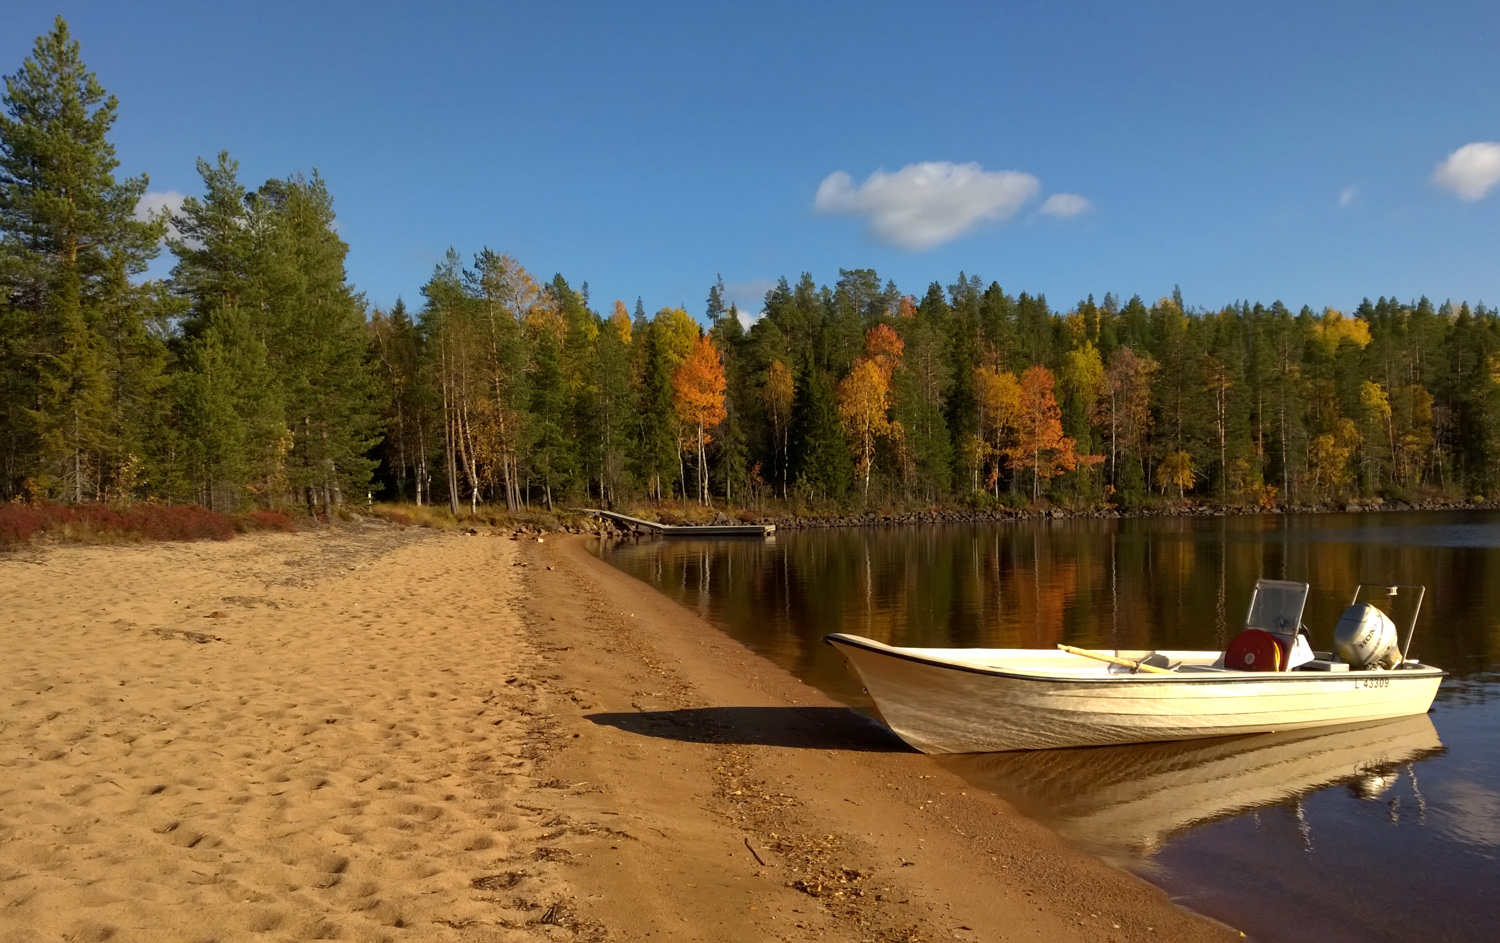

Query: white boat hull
left=825, top=634, right=1445, bottom=753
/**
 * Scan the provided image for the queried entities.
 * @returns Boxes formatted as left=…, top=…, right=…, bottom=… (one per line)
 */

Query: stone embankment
left=497, top=495, right=1498, bottom=540
left=563, top=496, right=1496, bottom=537
left=761, top=495, right=1497, bottom=529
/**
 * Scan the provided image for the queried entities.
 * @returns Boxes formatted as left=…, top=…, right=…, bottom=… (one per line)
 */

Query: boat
left=939, top=715, right=1443, bottom=859
left=824, top=579, right=1445, bottom=753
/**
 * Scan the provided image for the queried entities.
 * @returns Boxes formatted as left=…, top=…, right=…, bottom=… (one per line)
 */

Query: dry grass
left=370, top=502, right=596, bottom=533
left=616, top=500, right=747, bottom=526
left=371, top=502, right=460, bottom=531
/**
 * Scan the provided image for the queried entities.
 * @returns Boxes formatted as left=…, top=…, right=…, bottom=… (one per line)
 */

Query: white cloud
left=1039, top=193, right=1092, bottom=218
left=724, top=279, right=774, bottom=323
left=1338, top=185, right=1358, bottom=208
left=1433, top=142, right=1500, bottom=201
left=814, top=161, right=1041, bottom=250
left=133, top=190, right=186, bottom=239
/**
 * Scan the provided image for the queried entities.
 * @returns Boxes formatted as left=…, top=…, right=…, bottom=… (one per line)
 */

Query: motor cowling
left=1334, top=603, right=1401, bottom=669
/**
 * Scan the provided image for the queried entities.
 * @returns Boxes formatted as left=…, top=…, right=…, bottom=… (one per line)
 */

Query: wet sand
left=0, top=524, right=1240, bottom=942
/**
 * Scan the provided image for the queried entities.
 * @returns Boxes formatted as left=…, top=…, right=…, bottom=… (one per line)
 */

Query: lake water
left=600, top=511, right=1500, bottom=943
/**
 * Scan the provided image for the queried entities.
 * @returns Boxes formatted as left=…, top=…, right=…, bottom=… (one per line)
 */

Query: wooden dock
left=576, top=509, right=775, bottom=538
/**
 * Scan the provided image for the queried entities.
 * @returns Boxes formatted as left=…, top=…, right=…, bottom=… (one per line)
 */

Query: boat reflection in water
left=938, top=715, right=1443, bottom=863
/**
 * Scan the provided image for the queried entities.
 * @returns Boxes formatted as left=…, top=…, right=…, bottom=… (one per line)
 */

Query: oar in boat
left=1056, top=643, right=1177, bottom=675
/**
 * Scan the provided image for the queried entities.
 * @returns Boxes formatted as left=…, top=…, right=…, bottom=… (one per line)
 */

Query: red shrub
left=251, top=509, right=296, bottom=531
left=233, top=509, right=297, bottom=533
left=124, top=504, right=234, bottom=541
left=0, top=504, right=47, bottom=548
left=0, top=501, right=236, bottom=547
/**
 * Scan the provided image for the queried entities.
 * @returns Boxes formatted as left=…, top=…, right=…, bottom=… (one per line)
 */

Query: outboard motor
left=1334, top=603, right=1401, bottom=670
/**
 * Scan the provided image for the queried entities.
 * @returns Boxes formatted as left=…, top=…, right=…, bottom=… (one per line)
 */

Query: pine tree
left=637, top=321, right=680, bottom=501
left=792, top=362, right=853, bottom=503
left=173, top=302, right=283, bottom=509
left=706, top=274, right=726, bottom=324
left=0, top=289, right=26, bottom=496
left=589, top=302, right=636, bottom=506
left=528, top=316, right=573, bottom=510
left=369, top=298, right=432, bottom=503
left=251, top=173, right=381, bottom=512
left=0, top=16, right=165, bottom=500
left=892, top=304, right=952, bottom=499
left=418, top=250, right=472, bottom=514
left=710, top=306, right=749, bottom=504
left=167, top=153, right=285, bottom=509
left=170, top=152, right=255, bottom=335
left=945, top=275, right=981, bottom=490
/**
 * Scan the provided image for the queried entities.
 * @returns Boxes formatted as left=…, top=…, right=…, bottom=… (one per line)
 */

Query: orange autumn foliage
left=1006, top=365, right=1094, bottom=500
left=863, top=323, right=904, bottom=379
left=673, top=335, right=727, bottom=431
left=673, top=335, right=727, bottom=503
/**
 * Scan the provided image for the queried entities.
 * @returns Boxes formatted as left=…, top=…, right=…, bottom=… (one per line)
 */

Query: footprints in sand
left=0, top=527, right=601, bottom=942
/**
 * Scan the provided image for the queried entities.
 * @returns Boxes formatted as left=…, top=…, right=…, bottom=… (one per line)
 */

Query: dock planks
left=577, top=509, right=775, bottom=538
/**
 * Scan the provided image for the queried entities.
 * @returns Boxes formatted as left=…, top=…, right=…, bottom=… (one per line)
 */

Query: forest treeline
left=6, top=18, right=1500, bottom=519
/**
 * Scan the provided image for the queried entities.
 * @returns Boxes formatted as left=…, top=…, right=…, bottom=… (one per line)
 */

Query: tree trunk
left=695, top=424, right=706, bottom=504
left=416, top=426, right=427, bottom=507
left=441, top=350, right=460, bottom=516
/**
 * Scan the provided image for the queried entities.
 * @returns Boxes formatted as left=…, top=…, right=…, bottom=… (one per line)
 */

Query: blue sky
left=5, top=1, right=1499, bottom=319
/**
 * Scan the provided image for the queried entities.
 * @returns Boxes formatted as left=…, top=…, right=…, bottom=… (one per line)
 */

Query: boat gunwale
left=823, top=633, right=1448, bottom=685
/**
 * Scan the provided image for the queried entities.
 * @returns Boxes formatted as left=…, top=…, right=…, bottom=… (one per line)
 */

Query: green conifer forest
left=6, top=18, right=1500, bottom=518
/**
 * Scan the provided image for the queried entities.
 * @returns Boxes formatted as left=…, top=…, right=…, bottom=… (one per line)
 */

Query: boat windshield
left=1245, top=579, right=1309, bottom=634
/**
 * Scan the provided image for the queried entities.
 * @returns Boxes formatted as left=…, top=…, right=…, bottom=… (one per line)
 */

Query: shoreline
left=723, top=496, right=1496, bottom=532
left=0, top=523, right=1240, bottom=942
left=529, top=534, right=1241, bottom=941
left=495, top=495, right=1499, bottom=539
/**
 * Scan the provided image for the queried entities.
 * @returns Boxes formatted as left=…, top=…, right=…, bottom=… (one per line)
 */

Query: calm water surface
left=600, top=511, right=1500, bottom=943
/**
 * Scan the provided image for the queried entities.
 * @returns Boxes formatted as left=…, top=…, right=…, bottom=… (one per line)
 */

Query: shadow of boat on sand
left=939, top=715, right=1444, bottom=861
left=585, top=705, right=911, bottom=752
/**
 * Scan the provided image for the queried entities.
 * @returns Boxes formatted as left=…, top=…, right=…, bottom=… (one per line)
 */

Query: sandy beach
left=0, top=524, right=1240, bottom=942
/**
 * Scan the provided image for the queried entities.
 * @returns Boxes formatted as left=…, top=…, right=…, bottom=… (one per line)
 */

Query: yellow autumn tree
left=609, top=299, right=633, bottom=344
left=673, top=335, right=727, bottom=504
left=653, top=307, right=700, bottom=372
left=763, top=359, right=794, bottom=499
left=1309, top=418, right=1361, bottom=498
left=1062, top=343, right=1106, bottom=412
left=1312, top=307, right=1372, bottom=351
left=837, top=358, right=892, bottom=499
left=833, top=325, right=907, bottom=500
left=1156, top=450, right=1195, bottom=499
left=1400, top=385, right=1434, bottom=486
left=975, top=365, right=1022, bottom=495
left=1360, top=380, right=1394, bottom=486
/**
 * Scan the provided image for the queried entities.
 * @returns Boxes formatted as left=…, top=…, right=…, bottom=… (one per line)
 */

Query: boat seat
left=1179, top=665, right=1230, bottom=673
